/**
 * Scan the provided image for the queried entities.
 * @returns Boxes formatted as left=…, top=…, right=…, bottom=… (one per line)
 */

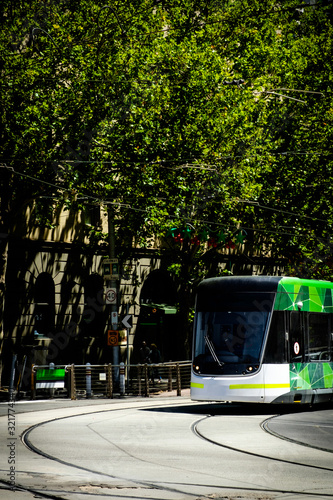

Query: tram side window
left=263, top=311, right=286, bottom=363
left=307, top=313, right=330, bottom=361
left=290, top=311, right=304, bottom=362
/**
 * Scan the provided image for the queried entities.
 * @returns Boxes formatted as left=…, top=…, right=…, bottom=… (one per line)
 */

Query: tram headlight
left=246, top=365, right=259, bottom=373
left=193, top=364, right=200, bottom=373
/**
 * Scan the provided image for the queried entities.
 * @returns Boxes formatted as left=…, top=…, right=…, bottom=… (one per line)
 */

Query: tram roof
left=197, top=276, right=283, bottom=293
left=197, top=276, right=333, bottom=294
left=196, top=276, right=333, bottom=312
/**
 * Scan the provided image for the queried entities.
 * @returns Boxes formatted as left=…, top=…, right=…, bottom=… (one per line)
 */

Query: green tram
left=191, top=276, right=333, bottom=404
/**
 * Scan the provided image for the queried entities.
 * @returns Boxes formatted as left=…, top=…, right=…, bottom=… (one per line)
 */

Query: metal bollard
left=86, top=363, right=92, bottom=398
left=138, top=365, right=142, bottom=396
left=31, top=364, right=36, bottom=400
left=106, top=364, right=113, bottom=398
left=17, top=355, right=27, bottom=399
left=168, top=364, right=173, bottom=392
left=9, top=355, right=17, bottom=402
left=49, top=362, right=55, bottom=398
left=70, top=364, right=76, bottom=400
left=144, top=364, right=149, bottom=397
left=119, top=362, right=125, bottom=396
left=176, top=363, right=181, bottom=396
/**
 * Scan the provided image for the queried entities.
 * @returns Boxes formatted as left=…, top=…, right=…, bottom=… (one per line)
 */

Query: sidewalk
left=0, top=387, right=192, bottom=418
left=151, top=387, right=191, bottom=398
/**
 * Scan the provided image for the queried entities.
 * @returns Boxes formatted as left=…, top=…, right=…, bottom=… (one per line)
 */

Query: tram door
left=289, top=311, right=305, bottom=362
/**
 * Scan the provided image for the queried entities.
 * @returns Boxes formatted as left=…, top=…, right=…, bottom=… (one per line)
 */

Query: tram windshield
left=193, top=292, right=273, bottom=375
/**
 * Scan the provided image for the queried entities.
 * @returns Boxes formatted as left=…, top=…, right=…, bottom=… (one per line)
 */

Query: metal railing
left=31, top=361, right=192, bottom=400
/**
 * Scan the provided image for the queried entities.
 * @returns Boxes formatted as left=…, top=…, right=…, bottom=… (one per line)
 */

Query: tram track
left=192, top=414, right=333, bottom=472
left=0, top=477, right=69, bottom=500
left=18, top=403, right=204, bottom=499
left=1, top=402, right=332, bottom=499
left=261, top=414, right=333, bottom=454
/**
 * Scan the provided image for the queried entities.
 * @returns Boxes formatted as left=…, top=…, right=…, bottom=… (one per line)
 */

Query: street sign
left=105, top=288, right=117, bottom=304
left=111, top=311, right=118, bottom=324
left=107, top=330, right=119, bottom=346
left=103, top=258, right=119, bottom=280
left=122, top=314, right=133, bottom=329
left=35, top=368, right=65, bottom=389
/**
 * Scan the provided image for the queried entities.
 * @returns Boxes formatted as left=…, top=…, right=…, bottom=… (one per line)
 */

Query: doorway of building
left=134, top=270, right=179, bottom=362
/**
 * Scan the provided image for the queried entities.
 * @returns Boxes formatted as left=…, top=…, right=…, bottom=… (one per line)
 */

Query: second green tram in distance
left=191, top=276, right=333, bottom=404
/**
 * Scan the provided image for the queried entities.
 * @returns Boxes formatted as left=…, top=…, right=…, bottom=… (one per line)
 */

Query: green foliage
left=1, top=0, right=333, bottom=288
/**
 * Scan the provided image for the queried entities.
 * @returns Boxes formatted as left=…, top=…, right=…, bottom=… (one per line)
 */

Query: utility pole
left=107, top=206, right=119, bottom=382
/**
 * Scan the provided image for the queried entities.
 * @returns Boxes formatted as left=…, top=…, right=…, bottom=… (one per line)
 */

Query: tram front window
left=193, top=310, right=270, bottom=375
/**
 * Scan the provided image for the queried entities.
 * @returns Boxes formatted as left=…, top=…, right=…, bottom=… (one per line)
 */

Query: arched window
left=34, top=273, right=55, bottom=338
left=80, top=274, right=105, bottom=337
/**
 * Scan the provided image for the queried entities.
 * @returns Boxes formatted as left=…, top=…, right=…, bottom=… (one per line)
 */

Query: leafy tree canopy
left=1, top=0, right=333, bottom=285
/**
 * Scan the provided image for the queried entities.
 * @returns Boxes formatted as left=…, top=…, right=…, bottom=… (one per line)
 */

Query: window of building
left=34, top=273, right=55, bottom=338
left=80, top=274, right=105, bottom=337
left=83, top=205, right=101, bottom=227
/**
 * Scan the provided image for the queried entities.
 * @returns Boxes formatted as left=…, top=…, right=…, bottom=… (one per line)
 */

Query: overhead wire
left=237, top=200, right=329, bottom=224
left=5, top=165, right=332, bottom=242
left=1, top=147, right=333, bottom=168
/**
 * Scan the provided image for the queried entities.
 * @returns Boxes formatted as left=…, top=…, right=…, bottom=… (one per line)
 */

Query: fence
left=31, top=361, right=192, bottom=400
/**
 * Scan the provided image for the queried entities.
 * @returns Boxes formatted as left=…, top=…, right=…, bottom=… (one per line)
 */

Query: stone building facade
left=1, top=204, right=179, bottom=389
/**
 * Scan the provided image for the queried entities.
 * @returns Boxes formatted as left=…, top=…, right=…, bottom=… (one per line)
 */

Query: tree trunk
left=0, top=166, right=11, bottom=386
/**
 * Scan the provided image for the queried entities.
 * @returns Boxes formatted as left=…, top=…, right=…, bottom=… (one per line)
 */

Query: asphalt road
left=0, top=394, right=332, bottom=500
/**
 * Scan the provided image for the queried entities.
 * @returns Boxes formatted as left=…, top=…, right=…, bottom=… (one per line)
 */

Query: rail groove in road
left=192, top=415, right=333, bottom=472
left=1, top=399, right=333, bottom=500
left=262, top=413, right=333, bottom=454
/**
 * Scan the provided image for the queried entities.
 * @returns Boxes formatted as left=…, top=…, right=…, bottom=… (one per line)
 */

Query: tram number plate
left=294, top=341, right=300, bottom=355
